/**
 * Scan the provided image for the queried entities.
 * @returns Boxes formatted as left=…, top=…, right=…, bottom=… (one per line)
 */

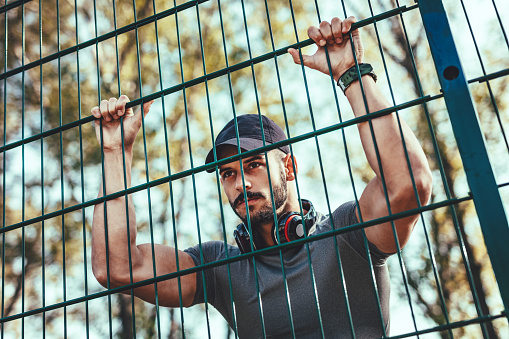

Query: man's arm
left=289, top=17, right=432, bottom=253
left=91, top=95, right=196, bottom=307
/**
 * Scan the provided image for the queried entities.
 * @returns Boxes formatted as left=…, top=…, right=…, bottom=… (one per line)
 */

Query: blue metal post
left=419, top=0, right=509, bottom=319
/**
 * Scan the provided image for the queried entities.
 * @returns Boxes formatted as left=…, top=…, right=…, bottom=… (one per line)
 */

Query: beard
left=231, top=167, right=288, bottom=227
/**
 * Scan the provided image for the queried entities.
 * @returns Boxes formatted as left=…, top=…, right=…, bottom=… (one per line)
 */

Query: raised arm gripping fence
left=1, top=0, right=508, bottom=338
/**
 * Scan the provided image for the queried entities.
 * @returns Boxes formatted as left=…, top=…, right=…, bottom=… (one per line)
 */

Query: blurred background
left=1, top=0, right=508, bottom=337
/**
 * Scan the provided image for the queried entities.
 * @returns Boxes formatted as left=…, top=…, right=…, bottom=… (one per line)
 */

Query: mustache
left=234, top=191, right=265, bottom=207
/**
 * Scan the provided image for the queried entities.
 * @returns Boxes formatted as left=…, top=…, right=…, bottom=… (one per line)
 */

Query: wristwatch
left=337, top=63, right=377, bottom=93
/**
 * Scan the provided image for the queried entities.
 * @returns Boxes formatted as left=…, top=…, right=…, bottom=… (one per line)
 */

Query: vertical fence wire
left=74, top=0, right=90, bottom=334
left=1, top=0, right=5, bottom=335
left=127, top=0, right=144, bottom=336
left=415, top=4, right=495, bottom=338
left=93, top=0, right=114, bottom=335
left=19, top=1, right=25, bottom=337
left=363, top=2, right=433, bottom=336
left=337, top=1, right=393, bottom=335
left=56, top=0, right=70, bottom=335
left=215, top=0, right=268, bottom=336
left=420, top=0, right=509, bottom=332
left=157, top=1, right=188, bottom=336
left=38, top=0, right=47, bottom=336
left=396, top=2, right=494, bottom=336
left=491, top=0, right=508, bottom=52
left=263, top=2, right=319, bottom=336
left=287, top=1, right=347, bottom=334
left=148, top=1, right=167, bottom=336
left=238, top=1, right=301, bottom=337
left=175, top=1, right=213, bottom=336
left=134, top=0, right=166, bottom=332
left=0, top=0, right=508, bottom=337
left=197, top=2, right=242, bottom=335
left=458, top=0, right=509, bottom=160
left=294, top=6, right=359, bottom=336
left=458, top=2, right=509, bottom=333
left=363, top=3, right=454, bottom=335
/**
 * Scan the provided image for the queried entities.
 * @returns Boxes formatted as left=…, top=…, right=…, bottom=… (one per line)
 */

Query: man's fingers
left=134, top=100, right=154, bottom=117
left=319, top=21, right=334, bottom=45
left=331, top=17, right=343, bottom=43
left=108, top=98, right=120, bottom=119
left=307, top=25, right=326, bottom=47
left=93, top=96, right=132, bottom=122
left=342, top=16, right=357, bottom=34
left=91, top=96, right=155, bottom=128
left=116, top=95, right=132, bottom=117
left=288, top=48, right=300, bottom=64
left=288, top=48, right=311, bottom=67
left=141, top=100, right=155, bottom=117
left=91, top=106, right=101, bottom=119
left=134, top=100, right=155, bottom=125
left=100, top=99, right=112, bottom=122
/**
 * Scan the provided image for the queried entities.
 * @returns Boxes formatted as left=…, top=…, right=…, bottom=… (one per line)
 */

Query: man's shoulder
left=315, top=200, right=392, bottom=265
left=184, top=240, right=241, bottom=264
left=314, top=200, right=358, bottom=232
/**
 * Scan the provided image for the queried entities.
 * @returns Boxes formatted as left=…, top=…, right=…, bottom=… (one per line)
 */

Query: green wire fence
left=1, top=0, right=508, bottom=338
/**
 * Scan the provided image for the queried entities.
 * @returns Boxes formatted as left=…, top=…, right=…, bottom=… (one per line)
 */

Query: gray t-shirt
left=185, top=201, right=391, bottom=338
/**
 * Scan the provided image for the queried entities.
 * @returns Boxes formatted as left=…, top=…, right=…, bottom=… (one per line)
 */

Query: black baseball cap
left=205, top=114, right=290, bottom=172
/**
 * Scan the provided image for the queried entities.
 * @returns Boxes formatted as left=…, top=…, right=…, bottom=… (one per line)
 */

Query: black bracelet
left=337, top=63, right=377, bottom=93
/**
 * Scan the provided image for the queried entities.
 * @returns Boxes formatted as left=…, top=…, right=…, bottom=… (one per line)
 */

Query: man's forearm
left=344, top=74, right=432, bottom=252
left=97, top=148, right=133, bottom=196
left=344, top=75, right=428, bottom=198
left=92, top=148, right=138, bottom=286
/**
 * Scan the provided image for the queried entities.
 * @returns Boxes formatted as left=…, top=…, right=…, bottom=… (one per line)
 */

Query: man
left=91, top=16, right=432, bottom=338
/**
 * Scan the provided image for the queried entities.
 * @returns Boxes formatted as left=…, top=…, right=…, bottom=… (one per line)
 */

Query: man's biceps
left=358, top=181, right=388, bottom=221
left=179, top=250, right=197, bottom=270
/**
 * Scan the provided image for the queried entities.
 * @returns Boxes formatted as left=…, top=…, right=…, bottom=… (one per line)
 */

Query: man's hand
left=288, top=16, right=363, bottom=82
left=91, top=95, right=154, bottom=151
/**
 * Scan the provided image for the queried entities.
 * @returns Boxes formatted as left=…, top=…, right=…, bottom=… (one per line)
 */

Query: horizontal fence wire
left=0, top=0, right=31, bottom=14
left=1, top=0, right=508, bottom=338
left=0, top=94, right=436, bottom=234
left=0, top=195, right=476, bottom=324
left=0, top=4, right=416, bottom=154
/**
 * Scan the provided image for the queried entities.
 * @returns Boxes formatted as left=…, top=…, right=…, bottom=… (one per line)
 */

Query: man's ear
left=284, top=154, right=298, bottom=181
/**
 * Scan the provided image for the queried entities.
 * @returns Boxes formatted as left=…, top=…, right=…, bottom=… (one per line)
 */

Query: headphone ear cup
left=234, top=223, right=255, bottom=254
left=285, top=214, right=305, bottom=241
left=274, top=212, right=304, bottom=244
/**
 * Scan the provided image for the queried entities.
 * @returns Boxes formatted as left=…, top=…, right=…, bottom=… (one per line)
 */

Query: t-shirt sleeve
left=184, top=241, right=225, bottom=306
left=330, top=201, right=392, bottom=266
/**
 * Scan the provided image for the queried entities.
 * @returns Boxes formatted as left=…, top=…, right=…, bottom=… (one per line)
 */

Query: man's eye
left=248, top=162, right=260, bottom=169
left=222, top=170, right=234, bottom=179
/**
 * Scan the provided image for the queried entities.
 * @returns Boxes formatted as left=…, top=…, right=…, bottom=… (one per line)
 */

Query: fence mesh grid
left=1, top=0, right=508, bottom=338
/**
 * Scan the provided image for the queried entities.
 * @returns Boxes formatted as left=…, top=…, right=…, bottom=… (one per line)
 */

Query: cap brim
left=205, top=138, right=265, bottom=173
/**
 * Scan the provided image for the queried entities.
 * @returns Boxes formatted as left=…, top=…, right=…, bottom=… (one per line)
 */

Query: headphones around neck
left=233, top=199, right=317, bottom=254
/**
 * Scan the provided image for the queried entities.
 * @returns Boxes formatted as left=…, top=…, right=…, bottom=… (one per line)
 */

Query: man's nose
left=235, top=174, right=252, bottom=192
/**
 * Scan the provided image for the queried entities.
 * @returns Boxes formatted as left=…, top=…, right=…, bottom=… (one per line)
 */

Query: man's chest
left=224, top=248, right=346, bottom=338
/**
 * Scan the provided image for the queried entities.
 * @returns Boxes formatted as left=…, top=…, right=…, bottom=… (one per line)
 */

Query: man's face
left=218, top=146, right=288, bottom=227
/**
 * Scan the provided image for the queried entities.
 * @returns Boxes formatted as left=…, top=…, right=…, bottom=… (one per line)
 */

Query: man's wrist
left=337, top=63, right=377, bottom=93
left=102, top=147, right=134, bottom=163
left=102, top=146, right=133, bottom=154
left=333, top=63, right=356, bottom=83
left=344, top=74, right=376, bottom=96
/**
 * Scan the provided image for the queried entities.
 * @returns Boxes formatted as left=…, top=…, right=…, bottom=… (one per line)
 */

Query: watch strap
left=337, top=63, right=377, bottom=93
